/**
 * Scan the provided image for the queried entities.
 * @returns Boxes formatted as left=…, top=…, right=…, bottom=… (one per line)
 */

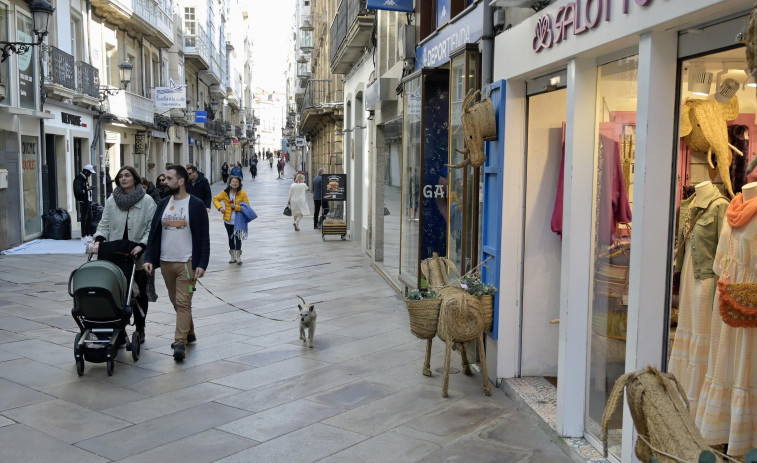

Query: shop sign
left=533, top=0, right=653, bottom=53
left=154, top=79, right=187, bottom=110
left=211, top=143, right=225, bottom=151
left=195, top=111, right=207, bottom=123
left=61, top=112, right=84, bottom=127
left=322, top=174, right=347, bottom=201
left=17, top=14, right=35, bottom=110
left=366, top=0, right=413, bottom=13
left=415, top=1, right=482, bottom=70
left=134, top=133, right=146, bottom=156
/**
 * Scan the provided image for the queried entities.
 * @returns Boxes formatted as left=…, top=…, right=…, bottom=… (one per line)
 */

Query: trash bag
left=89, top=203, right=104, bottom=236
left=43, top=208, right=72, bottom=240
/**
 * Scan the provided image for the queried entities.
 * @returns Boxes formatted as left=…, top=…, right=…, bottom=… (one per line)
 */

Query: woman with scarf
left=212, top=175, right=249, bottom=264
left=92, top=165, right=157, bottom=345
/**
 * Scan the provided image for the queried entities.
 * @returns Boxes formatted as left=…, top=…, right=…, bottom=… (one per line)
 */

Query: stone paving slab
left=0, top=167, right=577, bottom=462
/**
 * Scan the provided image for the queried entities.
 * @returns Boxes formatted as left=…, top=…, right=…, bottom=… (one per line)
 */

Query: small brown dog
left=297, top=295, right=316, bottom=348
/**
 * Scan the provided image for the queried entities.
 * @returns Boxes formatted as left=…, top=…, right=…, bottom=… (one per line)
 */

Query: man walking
left=312, top=168, right=329, bottom=229
left=185, top=164, right=211, bottom=212
left=143, top=165, right=210, bottom=361
left=73, top=164, right=96, bottom=237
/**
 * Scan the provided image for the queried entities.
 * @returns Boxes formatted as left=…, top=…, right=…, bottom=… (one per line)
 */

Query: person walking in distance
left=144, top=165, right=210, bottom=361
left=73, top=164, right=97, bottom=237
left=213, top=175, right=249, bottom=264
left=221, top=162, right=229, bottom=184
left=185, top=164, right=212, bottom=212
left=287, top=173, right=310, bottom=231
left=312, top=168, right=329, bottom=229
left=93, top=166, right=157, bottom=345
left=230, top=161, right=243, bottom=180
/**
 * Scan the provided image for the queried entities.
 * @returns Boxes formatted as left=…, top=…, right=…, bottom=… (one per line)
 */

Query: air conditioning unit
left=398, top=25, right=416, bottom=61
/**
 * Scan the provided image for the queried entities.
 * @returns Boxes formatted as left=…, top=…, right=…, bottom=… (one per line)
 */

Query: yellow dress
left=695, top=219, right=757, bottom=456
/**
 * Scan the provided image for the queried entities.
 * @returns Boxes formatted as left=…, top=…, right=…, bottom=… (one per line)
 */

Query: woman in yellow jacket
left=212, top=175, right=249, bottom=264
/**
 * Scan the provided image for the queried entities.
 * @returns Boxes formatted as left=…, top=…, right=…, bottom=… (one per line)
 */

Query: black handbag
left=283, top=205, right=292, bottom=216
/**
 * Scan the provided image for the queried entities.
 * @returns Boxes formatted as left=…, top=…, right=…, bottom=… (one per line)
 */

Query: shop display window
left=400, top=69, right=450, bottom=288
left=667, top=47, right=757, bottom=457
left=21, top=135, right=41, bottom=236
left=401, top=75, right=422, bottom=285
left=586, top=55, right=638, bottom=458
left=448, top=45, right=481, bottom=276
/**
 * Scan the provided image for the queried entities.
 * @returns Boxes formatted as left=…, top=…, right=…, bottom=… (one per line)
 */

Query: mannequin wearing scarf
left=695, top=183, right=757, bottom=456
left=93, top=166, right=157, bottom=344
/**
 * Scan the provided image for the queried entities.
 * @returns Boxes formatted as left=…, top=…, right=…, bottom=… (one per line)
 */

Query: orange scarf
left=726, top=194, right=757, bottom=227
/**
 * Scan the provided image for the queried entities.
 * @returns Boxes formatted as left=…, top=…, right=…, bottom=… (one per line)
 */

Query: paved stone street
left=0, top=164, right=577, bottom=462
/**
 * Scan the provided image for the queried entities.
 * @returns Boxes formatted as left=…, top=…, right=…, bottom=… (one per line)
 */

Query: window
left=70, top=16, right=83, bottom=61
left=184, top=7, right=196, bottom=47
left=106, top=44, right=116, bottom=86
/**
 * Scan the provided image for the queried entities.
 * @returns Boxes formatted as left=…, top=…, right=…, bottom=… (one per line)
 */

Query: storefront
left=493, top=0, right=756, bottom=460
left=399, top=1, right=484, bottom=289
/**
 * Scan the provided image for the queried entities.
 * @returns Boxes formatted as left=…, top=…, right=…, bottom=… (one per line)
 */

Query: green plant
left=459, top=275, right=497, bottom=297
left=407, top=289, right=439, bottom=301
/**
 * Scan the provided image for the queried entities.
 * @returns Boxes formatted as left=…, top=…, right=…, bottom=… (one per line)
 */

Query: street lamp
left=118, top=61, right=133, bottom=89
left=0, top=0, right=55, bottom=62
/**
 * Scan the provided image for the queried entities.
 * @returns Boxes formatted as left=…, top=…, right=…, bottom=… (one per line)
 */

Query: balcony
left=300, top=79, right=344, bottom=134
left=204, top=119, right=226, bottom=138
left=329, top=0, right=375, bottom=74
left=90, top=0, right=174, bottom=48
left=185, top=25, right=210, bottom=70
left=103, top=91, right=155, bottom=126
left=43, top=46, right=76, bottom=101
left=235, top=125, right=243, bottom=138
left=74, top=62, right=101, bottom=108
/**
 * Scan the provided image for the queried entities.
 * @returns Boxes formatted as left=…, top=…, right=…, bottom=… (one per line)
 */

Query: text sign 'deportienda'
left=533, top=0, right=653, bottom=53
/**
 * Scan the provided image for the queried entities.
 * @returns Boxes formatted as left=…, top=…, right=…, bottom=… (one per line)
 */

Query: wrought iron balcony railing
left=76, top=61, right=100, bottom=98
left=330, top=0, right=368, bottom=63
left=43, top=45, right=76, bottom=90
left=303, top=79, right=344, bottom=110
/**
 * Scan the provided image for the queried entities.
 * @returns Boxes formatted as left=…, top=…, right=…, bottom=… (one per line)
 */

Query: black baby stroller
left=68, top=240, right=142, bottom=376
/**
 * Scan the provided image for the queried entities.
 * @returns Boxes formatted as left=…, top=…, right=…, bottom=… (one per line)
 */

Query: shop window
left=21, top=136, right=41, bottom=236
left=449, top=44, right=481, bottom=275
left=401, top=75, right=422, bottom=285
left=667, top=47, right=757, bottom=458
left=586, top=55, right=638, bottom=458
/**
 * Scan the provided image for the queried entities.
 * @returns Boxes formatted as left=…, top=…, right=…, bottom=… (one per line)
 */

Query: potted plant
left=459, top=275, right=497, bottom=331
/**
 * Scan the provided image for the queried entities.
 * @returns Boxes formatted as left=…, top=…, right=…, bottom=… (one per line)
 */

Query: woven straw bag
left=478, top=294, right=494, bottom=332
left=602, top=367, right=714, bottom=463
left=406, top=298, right=442, bottom=339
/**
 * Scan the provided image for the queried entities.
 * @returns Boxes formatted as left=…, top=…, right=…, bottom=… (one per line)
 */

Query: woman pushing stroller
left=92, top=165, right=157, bottom=345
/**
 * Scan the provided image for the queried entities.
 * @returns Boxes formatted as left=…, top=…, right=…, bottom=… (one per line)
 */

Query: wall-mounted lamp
left=119, top=61, right=133, bottom=89
left=688, top=64, right=712, bottom=96
left=0, top=0, right=55, bottom=63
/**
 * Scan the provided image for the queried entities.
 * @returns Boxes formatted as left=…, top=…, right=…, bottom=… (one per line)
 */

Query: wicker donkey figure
left=447, top=89, right=497, bottom=169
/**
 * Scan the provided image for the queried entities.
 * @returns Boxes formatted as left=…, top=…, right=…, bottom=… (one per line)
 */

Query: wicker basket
left=406, top=298, right=442, bottom=339
left=478, top=294, right=494, bottom=332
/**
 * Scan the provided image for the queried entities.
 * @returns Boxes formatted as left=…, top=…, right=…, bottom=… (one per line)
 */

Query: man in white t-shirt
left=144, top=165, right=210, bottom=361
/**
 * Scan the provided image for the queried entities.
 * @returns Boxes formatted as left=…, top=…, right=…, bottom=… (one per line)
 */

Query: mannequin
left=742, top=181, right=757, bottom=201
left=669, top=179, right=729, bottom=416
left=695, top=181, right=757, bottom=455
left=693, top=180, right=718, bottom=208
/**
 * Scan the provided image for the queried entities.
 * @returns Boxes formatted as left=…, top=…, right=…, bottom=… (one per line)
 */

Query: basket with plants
left=405, top=289, right=442, bottom=340
left=459, top=275, right=497, bottom=332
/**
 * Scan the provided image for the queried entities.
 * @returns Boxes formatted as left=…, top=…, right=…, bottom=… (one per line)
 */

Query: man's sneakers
left=172, top=342, right=185, bottom=361
left=187, top=332, right=197, bottom=344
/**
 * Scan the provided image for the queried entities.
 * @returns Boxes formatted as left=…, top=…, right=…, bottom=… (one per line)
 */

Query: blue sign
left=195, top=111, right=207, bottom=123
left=436, top=0, right=450, bottom=27
left=415, top=1, right=482, bottom=70
left=366, top=0, right=413, bottom=13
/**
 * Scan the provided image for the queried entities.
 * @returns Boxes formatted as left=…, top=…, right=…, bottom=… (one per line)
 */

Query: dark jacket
left=144, top=194, right=210, bottom=271
left=186, top=171, right=212, bottom=208
left=73, top=172, right=90, bottom=202
left=145, top=183, right=162, bottom=204
left=312, top=174, right=323, bottom=201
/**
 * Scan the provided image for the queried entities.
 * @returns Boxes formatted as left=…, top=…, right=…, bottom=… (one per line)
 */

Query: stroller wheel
left=131, top=332, right=141, bottom=361
left=76, top=358, right=84, bottom=376
left=106, top=359, right=114, bottom=376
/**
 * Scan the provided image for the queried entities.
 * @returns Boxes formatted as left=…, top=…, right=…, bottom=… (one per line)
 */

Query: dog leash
left=194, top=278, right=301, bottom=322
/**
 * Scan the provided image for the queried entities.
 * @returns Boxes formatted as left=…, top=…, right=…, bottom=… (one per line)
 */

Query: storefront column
left=497, top=79, right=526, bottom=379
left=621, top=30, right=678, bottom=463
left=556, top=57, right=596, bottom=438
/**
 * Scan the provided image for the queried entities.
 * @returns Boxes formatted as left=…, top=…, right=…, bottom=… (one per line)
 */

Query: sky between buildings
left=249, top=0, right=296, bottom=94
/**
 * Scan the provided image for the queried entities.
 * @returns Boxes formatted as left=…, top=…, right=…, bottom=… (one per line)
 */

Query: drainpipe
left=481, top=0, right=494, bottom=87
left=140, top=37, right=146, bottom=96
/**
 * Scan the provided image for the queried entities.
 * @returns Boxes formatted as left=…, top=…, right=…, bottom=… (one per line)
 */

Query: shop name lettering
left=22, top=142, right=37, bottom=170
left=61, top=113, right=82, bottom=126
left=423, top=184, right=446, bottom=198
left=533, top=0, right=652, bottom=52
left=422, top=27, right=470, bottom=67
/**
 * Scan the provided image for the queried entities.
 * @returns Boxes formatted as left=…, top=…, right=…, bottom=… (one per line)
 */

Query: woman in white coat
left=288, top=173, right=310, bottom=231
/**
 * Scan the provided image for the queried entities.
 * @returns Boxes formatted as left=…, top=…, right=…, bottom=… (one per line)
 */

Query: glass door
left=585, top=55, right=639, bottom=459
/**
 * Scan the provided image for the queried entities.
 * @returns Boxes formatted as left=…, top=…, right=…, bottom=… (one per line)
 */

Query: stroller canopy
left=71, top=260, right=128, bottom=304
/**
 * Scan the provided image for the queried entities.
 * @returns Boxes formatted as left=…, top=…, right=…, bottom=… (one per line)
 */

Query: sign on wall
left=154, top=79, right=187, bottom=110
left=17, top=14, right=35, bottom=110
left=195, top=111, right=207, bottom=123
left=366, top=0, right=413, bottom=13
left=134, top=133, right=146, bottom=156
left=415, top=1, right=482, bottom=70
